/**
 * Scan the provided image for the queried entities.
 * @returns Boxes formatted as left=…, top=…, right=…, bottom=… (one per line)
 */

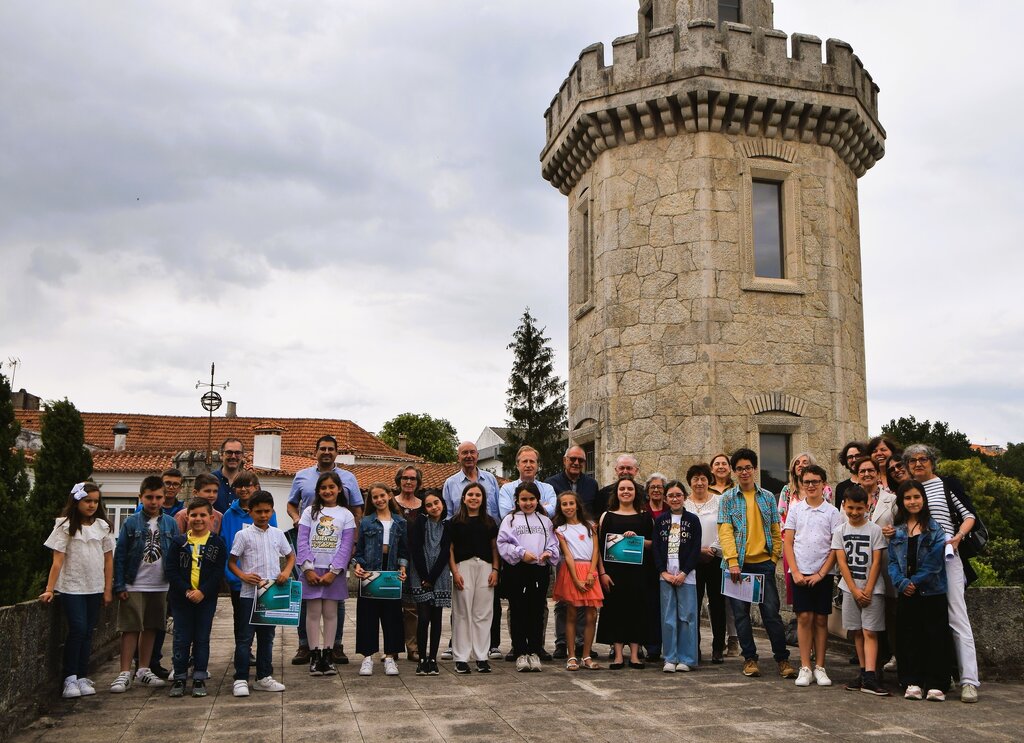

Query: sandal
left=566, top=657, right=579, bottom=672
left=581, top=657, right=601, bottom=670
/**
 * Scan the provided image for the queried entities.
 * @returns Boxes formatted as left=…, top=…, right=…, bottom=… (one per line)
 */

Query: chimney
left=11, top=388, right=41, bottom=411
left=252, top=423, right=283, bottom=470
left=398, top=434, right=408, bottom=453
left=335, top=448, right=356, bottom=466
left=112, top=420, right=129, bottom=451
left=225, top=401, right=237, bottom=418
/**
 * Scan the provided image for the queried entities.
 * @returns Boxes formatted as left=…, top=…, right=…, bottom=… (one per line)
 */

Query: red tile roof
left=14, top=411, right=419, bottom=463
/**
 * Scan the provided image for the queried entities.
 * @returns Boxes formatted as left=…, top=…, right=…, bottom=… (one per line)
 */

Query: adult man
left=287, top=435, right=365, bottom=666
left=904, top=443, right=980, bottom=703
left=595, top=454, right=641, bottom=520
left=442, top=441, right=500, bottom=521
left=212, top=439, right=245, bottom=514
left=442, top=441, right=502, bottom=659
left=717, top=448, right=797, bottom=680
left=545, top=445, right=600, bottom=659
left=834, top=441, right=867, bottom=509
left=498, top=446, right=557, bottom=519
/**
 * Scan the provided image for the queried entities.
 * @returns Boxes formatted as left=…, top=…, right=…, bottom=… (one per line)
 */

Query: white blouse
left=43, top=518, right=115, bottom=595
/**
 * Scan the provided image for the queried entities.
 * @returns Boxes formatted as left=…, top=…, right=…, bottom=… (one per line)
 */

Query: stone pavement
left=11, top=603, right=1023, bottom=743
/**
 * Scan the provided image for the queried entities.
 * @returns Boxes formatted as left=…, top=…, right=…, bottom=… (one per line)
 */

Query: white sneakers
left=488, top=648, right=503, bottom=659
left=384, top=657, right=400, bottom=676
left=663, top=662, right=676, bottom=673
left=252, top=676, right=285, bottom=692
left=961, top=684, right=979, bottom=703
left=77, top=678, right=96, bottom=696
left=796, top=666, right=831, bottom=687
left=515, top=655, right=530, bottom=672
left=795, top=666, right=813, bottom=687
left=62, top=677, right=81, bottom=699
left=440, top=648, right=454, bottom=660
left=136, top=668, right=165, bottom=687
left=232, top=680, right=250, bottom=697
left=675, top=663, right=692, bottom=672
left=812, top=666, right=832, bottom=686
left=926, top=688, right=946, bottom=702
left=359, top=657, right=374, bottom=676
left=109, top=671, right=132, bottom=693
left=527, top=653, right=542, bottom=672
left=904, top=685, right=923, bottom=700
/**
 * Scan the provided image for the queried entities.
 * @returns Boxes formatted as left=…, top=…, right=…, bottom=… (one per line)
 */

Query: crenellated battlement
left=541, top=17, right=884, bottom=193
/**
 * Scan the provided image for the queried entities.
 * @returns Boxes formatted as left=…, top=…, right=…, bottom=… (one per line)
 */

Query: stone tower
left=541, top=0, right=884, bottom=487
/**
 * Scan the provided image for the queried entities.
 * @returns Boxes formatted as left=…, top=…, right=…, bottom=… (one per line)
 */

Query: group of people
left=39, top=433, right=982, bottom=705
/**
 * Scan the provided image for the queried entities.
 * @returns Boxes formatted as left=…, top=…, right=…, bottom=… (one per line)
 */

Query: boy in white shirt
left=782, top=464, right=841, bottom=688
left=228, top=491, right=295, bottom=696
left=832, top=486, right=890, bottom=696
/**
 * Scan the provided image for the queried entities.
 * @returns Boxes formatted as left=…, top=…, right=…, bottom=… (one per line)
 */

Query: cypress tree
left=0, top=374, right=37, bottom=604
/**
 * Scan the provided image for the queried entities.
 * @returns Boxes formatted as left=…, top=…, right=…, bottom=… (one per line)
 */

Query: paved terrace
left=12, top=604, right=1023, bottom=743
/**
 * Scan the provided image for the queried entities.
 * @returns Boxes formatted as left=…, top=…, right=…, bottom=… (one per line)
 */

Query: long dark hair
left=452, top=481, right=496, bottom=529
left=606, top=476, right=642, bottom=513
left=893, top=480, right=936, bottom=531
left=59, top=482, right=110, bottom=537
left=312, top=471, right=348, bottom=520
left=552, top=491, right=595, bottom=535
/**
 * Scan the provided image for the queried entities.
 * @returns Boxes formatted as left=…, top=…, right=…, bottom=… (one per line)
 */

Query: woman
left=709, top=453, right=733, bottom=495
left=887, top=458, right=910, bottom=491
left=394, top=466, right=424, bottom=663
left=597, top=477, right=654, bottom=669
left=683, top=465, right=725, bottom=663
left=642, top=473, right=669, bottom=661
left=867, top=436, right=901, bottom=492
left=645, top=474, right=668, bottom=519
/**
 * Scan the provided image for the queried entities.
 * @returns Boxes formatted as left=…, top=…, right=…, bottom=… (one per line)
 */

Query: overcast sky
left=2, top=1, right=1021, bottom=449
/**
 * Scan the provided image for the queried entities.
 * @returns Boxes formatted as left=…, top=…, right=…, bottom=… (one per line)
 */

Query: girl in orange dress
left=553, top=491, right=604, bottom=671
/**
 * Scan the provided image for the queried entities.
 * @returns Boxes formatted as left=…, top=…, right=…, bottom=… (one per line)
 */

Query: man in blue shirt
left=211, top=438, right=245, bottom=513
left=498, top=446, right=557, bottom=519
left=286, top=435, right=365, bottom=666
left=545, top=445, right=600, bottom=659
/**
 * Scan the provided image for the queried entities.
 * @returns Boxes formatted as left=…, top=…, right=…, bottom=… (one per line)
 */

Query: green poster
left=603, top=533, right=644, bottom=565
left=251, top=579, right=302, bottom=626
left=359, top=571, right=402, bottom=599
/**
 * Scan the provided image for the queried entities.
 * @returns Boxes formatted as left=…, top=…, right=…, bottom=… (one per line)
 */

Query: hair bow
left=71, top=482, right=90, bottom=500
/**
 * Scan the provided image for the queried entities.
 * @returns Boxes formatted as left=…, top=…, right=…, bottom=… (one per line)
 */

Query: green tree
left=0, top=373, right=37, bottom=605
left=938, top=458, right=1024, bottom=546
left=988, top=441, right=1024, bottom=482
left=378, top=412, right=458, bottom=463
left=881, top=415, right=974, bottom=460
left=501, top=309, right=567, bottom=479
left=30, top=398, right=93, bottom=577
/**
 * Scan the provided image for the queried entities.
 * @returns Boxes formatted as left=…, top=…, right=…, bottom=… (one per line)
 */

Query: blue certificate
left=604, top=533, right=644, bottom=565
left=359, top=570, right=403, bottom=599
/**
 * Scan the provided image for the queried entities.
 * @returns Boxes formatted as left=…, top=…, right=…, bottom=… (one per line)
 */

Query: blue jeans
left=297, top=599, right=345, bottom=647
left=234, top=597, right=276, bottom=680
left=60, top=593, right=101, bottom=679
left=728, top=560, right=789, bottom=662
left=171, top=597, right=218, bottom=681
left=659, top=579, right=698, bottom=666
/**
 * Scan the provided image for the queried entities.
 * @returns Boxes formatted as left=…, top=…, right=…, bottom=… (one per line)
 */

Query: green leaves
left=379, top=412, right=459, bottom=464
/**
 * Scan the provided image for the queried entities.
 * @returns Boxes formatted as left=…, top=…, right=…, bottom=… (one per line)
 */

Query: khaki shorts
left=841, top=590, right=886, bottom=632
left=117, top=591, right=167, bottom=632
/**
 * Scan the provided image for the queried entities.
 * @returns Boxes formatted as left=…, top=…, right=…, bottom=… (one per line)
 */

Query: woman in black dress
left=597, top=477, right=654, bottom=669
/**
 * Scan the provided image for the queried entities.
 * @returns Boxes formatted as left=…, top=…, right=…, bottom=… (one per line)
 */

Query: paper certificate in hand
left=251, top=579, right=302, bottom=626
left=720, top=572, right=764, bottom=604
left=604, top=533, right=645, bottom=565
left=359, top=570, right=403, bottom=599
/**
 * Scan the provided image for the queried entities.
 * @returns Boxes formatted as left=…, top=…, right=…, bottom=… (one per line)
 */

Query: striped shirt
left=921, top=477, right=973, bottom=537
left=230, top=524, right=293, bottom=598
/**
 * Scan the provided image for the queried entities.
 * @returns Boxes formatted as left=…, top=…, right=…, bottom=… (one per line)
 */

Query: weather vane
left=196, top=362, right=230, bottom=466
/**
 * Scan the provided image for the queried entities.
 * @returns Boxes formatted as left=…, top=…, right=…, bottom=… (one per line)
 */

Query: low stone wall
left=0, top=598, right=119, bottom=740
left=746, top=572, right=1024, bottom=679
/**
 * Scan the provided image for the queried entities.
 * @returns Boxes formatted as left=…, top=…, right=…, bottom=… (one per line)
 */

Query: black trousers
left=504, top=561, right=550, bottom=656
left=356, top=596, right=404, bottom=657
left=695, top=560, right=727, bottom=656
left=896, top=592, right=953, bottom=692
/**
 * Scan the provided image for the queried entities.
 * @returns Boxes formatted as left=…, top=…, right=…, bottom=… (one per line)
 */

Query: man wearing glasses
left=287, top=435, right=365, bottom=666
left=717, top=447, right=797, bottom=680
left=546, top=446, right=600, bottom=659
left=212, top=438, right=246, bottom=513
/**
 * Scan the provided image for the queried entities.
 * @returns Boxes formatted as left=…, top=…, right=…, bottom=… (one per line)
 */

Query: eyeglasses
left=400, top=476, right=418, bottom=481
left=801, top=479, right=823, bottom=487
left=907, top=457, right=930, bottom=465
left=734, top=465, right=755, bottom=473
left=857, top=470, right=876, bottom=477
left=162, top=482, right=182, bottom=489
left=647, top=484, right=664, bottom=491
left=890, top=462, right=906, bottom=470
left=223, top=450, right=243, bottom=457
left=566, top=456, right=586, bottom=463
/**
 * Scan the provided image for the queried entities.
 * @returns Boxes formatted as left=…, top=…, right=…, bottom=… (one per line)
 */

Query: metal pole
left=208, top=362, right=215, bottom=466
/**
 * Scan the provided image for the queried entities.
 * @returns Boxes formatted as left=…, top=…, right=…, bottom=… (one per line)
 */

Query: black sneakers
left=454, top=662, right=471, bottom=674
left=309, top=649, right=323, bottom=676
left=476, top=661, right=492, bottom=673
left=319, top=648, right=337, bottom=676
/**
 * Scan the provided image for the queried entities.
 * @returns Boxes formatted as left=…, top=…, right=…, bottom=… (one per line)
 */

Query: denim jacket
left=887, top=518, right=948, bottom=596
left=354, top=512, right=409, bottom=572
left=114, top=512, right=179, bottom=592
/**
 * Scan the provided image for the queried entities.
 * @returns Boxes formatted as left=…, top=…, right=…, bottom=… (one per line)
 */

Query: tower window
left=759, top=432, right=790, bottom=495
left=719, top=0, right=742, bottom=24
left=752, top=179, right=785, bottom=279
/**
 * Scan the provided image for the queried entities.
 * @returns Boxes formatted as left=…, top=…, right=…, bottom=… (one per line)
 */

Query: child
left=498, top=481, right=560, bottom=673
left=110, top=475, right=179, bottom=693
left=653, top=480, right=702, bottom=672
left=831, top=486, right=889, bottom=696
left=448, top=482, right=499, bottom=674
left=228, top=490, right=294, bottom=696
left=41, top=482, right=115, bottom=699
left=353, top=482, right=409, bottom=677
left=552, top=491, right=603, bottom=671
left=782, top=464, right=841, bottom=687
left=408, top=491, right=452, bottom=676
left=297, top=472, right=356, bottom=676
left=164, top=499, right=227, bottom=698
left=175, top=473, right=224, bottom=535
left=887, top=480, right=954, bottom=701
left=220, top=470, right=276, bottom=647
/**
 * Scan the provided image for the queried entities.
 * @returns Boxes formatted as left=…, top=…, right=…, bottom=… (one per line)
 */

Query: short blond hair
left=516, top=445, right=539, bottom=462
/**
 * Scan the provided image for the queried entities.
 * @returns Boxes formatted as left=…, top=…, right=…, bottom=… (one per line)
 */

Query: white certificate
left=720, top=572, right=764, bottom=604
